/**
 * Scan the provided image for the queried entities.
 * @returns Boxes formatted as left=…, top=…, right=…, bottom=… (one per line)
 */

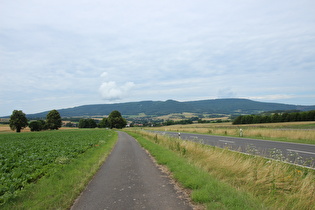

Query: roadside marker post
left=239, top=129, right=243, bottom=137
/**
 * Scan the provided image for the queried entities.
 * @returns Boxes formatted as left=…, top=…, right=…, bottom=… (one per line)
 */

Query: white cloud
left=99, top=74, right=135, bottom=101
left=248, top=95, right=296, bottom=101
left=100, top=72, right=108, bottom=79
left=217, top=88, right=236, bottom=99
left=0, top=0, right=315, bottom=116
left=247, top=94, right=315, bottom=104
left=99, top=71, right=135, bottom=100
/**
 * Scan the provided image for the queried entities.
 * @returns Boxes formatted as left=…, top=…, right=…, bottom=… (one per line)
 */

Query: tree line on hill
left=233, top=110, right=315, bottom=125
left=159, top=118, right=230, bottom=126
left=8, top=109, right=126, bottom=132
left=24, top=99, right=315, bottom=119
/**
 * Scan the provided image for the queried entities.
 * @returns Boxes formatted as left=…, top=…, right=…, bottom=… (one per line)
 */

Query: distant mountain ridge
left=24, top=98, right=315, bottom=118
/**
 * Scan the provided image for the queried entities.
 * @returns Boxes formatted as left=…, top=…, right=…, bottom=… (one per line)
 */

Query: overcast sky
left=1, top=0, right=315, bottom=116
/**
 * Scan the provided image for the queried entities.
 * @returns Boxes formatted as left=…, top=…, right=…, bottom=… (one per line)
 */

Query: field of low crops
left=0, top=129, right=114, bottom=205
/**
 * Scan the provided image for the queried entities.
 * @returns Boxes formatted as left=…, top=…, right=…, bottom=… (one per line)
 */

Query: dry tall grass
left=0, top=125, right=76, bottom=133
left=133, top=130, right=315, bottom=209
left=149, top=122, right=315, bottom=144
left=0, top=125, right=30, bottom=132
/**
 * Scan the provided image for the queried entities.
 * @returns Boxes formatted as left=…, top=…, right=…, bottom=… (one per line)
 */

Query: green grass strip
left=127, top=131, right=265, bottom=210
left=1, top=129, right=118, bottom=210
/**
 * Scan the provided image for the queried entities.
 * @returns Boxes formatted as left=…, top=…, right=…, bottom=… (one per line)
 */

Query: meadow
left=0, top=129, right=117, bottom=209
left=128, top=129, right=315, bottom=209
left=148, top=121, right=315, bottom=145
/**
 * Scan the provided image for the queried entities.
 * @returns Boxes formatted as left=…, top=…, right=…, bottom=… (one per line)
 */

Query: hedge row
left=233, top=110, right=315, bottom=125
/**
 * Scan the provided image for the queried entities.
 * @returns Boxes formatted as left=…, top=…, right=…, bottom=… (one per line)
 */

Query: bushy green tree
left=108, top=110, right=127, bottom=129
left=46, top=110, right=62, bottom=130
left=78, top=119, right=97, bottom=128
left=78, top=119, right=86, bottom=128
left=98, top=117, right=110, bottom=128
left=29, top=121, right=41, bottom=131
left=9, top=110, right=28, bottom=133
left=29, top=120, right=47, bottom=131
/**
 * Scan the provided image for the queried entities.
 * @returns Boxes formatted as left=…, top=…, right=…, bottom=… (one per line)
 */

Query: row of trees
left=78, top=110, right=127, bottom=129
left=9, top=109, right=127, bottom=132
left=9, top=110, right=62, bottom=132
left=233, top=110, right=315, bottom=125
left=78, top=119, right=98, bottom=128
left=162, top=119, right=194, bottom=126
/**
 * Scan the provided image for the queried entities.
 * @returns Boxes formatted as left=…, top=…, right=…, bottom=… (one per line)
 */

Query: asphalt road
left=71, top=131, right=193, bottom=210
left=152, top=131, right=315, bottom=168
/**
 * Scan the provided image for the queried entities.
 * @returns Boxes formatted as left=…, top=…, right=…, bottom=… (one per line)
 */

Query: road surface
left=152, top=131, right=315, bottom=168
left=71, top=131, right=193, bottom=210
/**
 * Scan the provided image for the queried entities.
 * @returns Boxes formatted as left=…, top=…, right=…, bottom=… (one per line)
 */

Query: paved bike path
left=71, top=131, right=192, bottom=210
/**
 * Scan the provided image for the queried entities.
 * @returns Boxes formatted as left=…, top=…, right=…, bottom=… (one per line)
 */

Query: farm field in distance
left=148, top=121, right=315, bottom=145
left=0, top=124, right=76, bottom=133
left=0, top=124, right=30, bottom=133
left=0, top=129, right=116, bottom=206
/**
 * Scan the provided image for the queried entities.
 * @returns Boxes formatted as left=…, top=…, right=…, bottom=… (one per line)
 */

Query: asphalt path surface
left=152, top=131, right=315, bottom=168
left=71, top=131, right=193, bottom=210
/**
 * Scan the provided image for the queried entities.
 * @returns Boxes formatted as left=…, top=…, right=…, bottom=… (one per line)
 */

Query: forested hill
left=24, top=99, right=315, bottom=118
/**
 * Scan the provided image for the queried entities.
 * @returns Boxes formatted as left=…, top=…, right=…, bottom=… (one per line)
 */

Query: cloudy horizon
left=1, top=0, right=315, bottom=116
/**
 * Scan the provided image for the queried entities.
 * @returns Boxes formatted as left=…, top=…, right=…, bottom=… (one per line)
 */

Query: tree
left=87, top=119, right=97, bottom=128
left=232, top=115, right=242, bottom=125
left=108, top=110, right=127, bottom=129
left=98, top=117, right=110, bottom=128
left=9, top=110, right=28, bottom=133
left=46, top=110, right=62, bottom=130
left=29, top=120, right=47, bottom=131
left=29, top=121, right=41, bottom=131
left=281, top=112, right=290, bottom=122
left=64, top=122, right=75, bottom=127
left=78, top=119, right=97, bottom=128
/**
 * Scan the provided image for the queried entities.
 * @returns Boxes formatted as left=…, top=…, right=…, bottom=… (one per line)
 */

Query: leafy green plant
left=0, top=129, right=115, bottom=205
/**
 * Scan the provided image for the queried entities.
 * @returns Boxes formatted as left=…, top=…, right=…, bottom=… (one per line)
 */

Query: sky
left=1, top=0, right=315, bottom=116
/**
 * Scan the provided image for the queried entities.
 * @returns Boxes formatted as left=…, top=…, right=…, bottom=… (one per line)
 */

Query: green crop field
left=0, top=129, right=115, bottom=205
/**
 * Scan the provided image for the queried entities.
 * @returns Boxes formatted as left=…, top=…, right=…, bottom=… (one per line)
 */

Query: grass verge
left=127, top=129, right=315, bottom=210
left=148, top=121, right=315, bottom=145
left=127, top=131, right=265, bottom=210
left=1, top=129, right=118, bottom=210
